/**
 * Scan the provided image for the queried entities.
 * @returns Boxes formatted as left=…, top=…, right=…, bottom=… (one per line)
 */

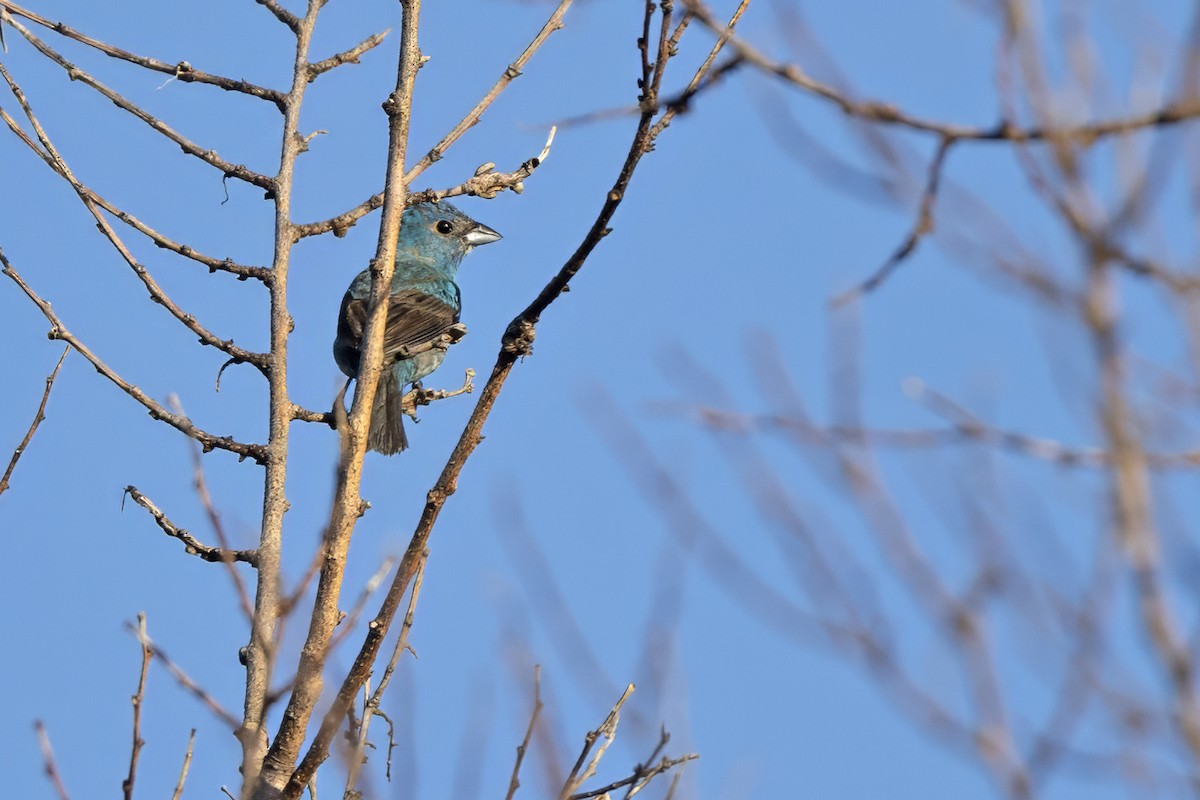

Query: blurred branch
left=684, top=0, right=1200, bottom=143
left=169, top=394, right=256, bottom=620
left=0, top=1, right=287, bottom=109
left=0, top=343, right=68, bottom=498
left=34, top=720, right=70, bottom=800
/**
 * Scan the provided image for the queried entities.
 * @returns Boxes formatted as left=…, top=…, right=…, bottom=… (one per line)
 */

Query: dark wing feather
left=380, top=290, right=459, bottom=359
left=336, top=289, right=458, bottom=373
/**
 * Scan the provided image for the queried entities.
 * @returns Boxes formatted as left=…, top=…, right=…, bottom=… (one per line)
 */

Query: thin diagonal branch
left=4, top=15, right=275, bottom=192
left=0, top=66, right=269, bottom=368
left=34, top=721, right=70, bottom=800
left=308, top=30, right=389, bottom=80
left=0, top=1, right=286, bottom=110
left=124, top=486, right=260, bottom=566
left=171, top=730, right=197, bottom=800
left=343, top=554, right=426, bottom=798
left=505, top=666, right=544, bottom=800
left=0, top=105, right=266, bottom=279
left=833, top=135, right=955, bottom=305
left=559, top=684, right=636, bottom=799
left=125, top=621, right=241, bottom=730
left=256, top=0, right=301, bottom=32
left=169, top=394, right=256, bottom=619
left=0, top=251, right=267, bottom=463
left=0, top=344, right=68, bottom=498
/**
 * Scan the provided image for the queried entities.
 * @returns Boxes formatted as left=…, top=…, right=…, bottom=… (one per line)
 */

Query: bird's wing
left=342, top=289, right=460, bottom=362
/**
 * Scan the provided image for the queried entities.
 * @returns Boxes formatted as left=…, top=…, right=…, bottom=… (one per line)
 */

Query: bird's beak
left=463, top=222, right=502, bottom=247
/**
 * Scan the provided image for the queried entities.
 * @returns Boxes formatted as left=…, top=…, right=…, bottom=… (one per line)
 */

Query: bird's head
left=397, top=201, right=502, bottom=268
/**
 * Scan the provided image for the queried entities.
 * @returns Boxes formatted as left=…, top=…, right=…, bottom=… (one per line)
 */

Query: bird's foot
left=401, top=369, right=476, bottom=421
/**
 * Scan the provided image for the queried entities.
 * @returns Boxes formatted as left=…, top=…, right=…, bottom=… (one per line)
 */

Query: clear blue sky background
left=1, top=1, right=1194, bottom=798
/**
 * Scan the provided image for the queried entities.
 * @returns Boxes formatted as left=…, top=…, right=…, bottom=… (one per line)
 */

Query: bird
left=333, top=201, right=502, bottom=454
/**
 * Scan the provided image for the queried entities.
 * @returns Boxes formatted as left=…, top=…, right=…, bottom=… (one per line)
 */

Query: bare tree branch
left=308, top=29, right=389, bottom=80
left=0, top=250, right=267, bottom=463
left=0, top=344, right=68, bottom=498
left=124, top=486, right=260, bottom=566
left=255, top=0, right=300, bottom=33
left=122, top=613, right=152, bottom=800
left=0, top=64, right=270, bottom=369
left=0, top=1, right=287, bottom=109
left=2, top=14, right=276, bottom=192
left=171, top=730, right=197, bottom=800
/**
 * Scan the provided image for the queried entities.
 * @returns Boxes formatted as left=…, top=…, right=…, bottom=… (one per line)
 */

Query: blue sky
left=2, top=1, right=1196, bottom=798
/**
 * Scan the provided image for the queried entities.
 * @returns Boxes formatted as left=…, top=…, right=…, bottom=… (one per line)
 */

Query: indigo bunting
left=334, top=201, right=501, bottom=454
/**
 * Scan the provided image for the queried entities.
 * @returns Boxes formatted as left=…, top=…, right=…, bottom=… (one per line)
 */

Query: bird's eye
left=435, top=220, right=454, bottom=235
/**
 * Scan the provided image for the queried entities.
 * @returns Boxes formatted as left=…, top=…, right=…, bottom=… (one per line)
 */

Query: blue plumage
left=333, top=202, right=501, bottom=454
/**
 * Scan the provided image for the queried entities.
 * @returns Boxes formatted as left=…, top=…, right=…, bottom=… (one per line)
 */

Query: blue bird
left=334, top=201, right=501, bottom=454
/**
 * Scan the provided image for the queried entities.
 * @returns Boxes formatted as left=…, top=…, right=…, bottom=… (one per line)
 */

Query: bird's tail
left=367, top=373, right=408, bottom=455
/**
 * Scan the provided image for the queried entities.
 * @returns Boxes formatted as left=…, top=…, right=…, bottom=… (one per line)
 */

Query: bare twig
left=0, top=344, right=68, bottom=498
left=171, top=730, right=197, bottom=800
left=309, top=30, right=390, bottom=80
left=34, top=721, right=70, bottom=800
left=416, top=127, right=556, bottom=204
left=122, top=613, right=152, bottom=800
left=569, top=754, right=697, bottom=800
left=559, top=684, right=636, bottom=799
left=124, top=485, right=260, bottom=566
left=833, top=135, right=955, bottom=305
left=330, top=556, right=398, bottom=649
